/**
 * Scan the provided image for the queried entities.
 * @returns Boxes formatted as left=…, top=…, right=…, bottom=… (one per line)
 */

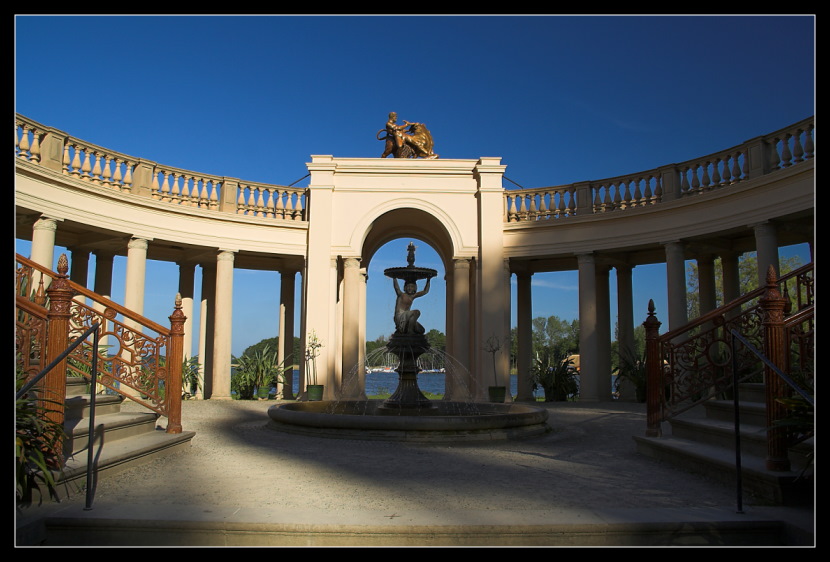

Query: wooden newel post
left=166, top=293, right=186, bottom=434
left=759, top=265, right=791, bottom=471
left=644, top=299, right=663, bottom=437
left=43, top=254, right=73, bottom=462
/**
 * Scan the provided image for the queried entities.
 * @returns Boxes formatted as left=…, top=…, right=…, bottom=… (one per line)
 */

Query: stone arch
left=360, top=207, right=456, bottom=271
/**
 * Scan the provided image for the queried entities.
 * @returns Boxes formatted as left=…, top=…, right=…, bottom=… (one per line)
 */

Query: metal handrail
left=16, top=321, right=102, bottom=510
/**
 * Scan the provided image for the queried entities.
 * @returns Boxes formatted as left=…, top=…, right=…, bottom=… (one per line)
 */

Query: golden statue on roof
left=377, top=112, right=439, bottom=159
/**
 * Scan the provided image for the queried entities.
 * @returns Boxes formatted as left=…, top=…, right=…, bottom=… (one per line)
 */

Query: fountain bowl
left=267, top=400, right=550, bottom=443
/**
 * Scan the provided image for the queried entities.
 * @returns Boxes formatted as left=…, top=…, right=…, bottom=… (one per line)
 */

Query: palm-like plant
left=231, top=345, right=288, bottom=400
left=532, top=347, right=578, bottom=401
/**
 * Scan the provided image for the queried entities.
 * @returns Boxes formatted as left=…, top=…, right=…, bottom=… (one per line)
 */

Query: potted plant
left=614, top=346, right=647, bottom=402
left=305, top=330, right=324, bottom=401
left=532, top=348, right=579, bottom=402
left=181, top=355, right=202, bottom=400
left=232, top=345, right=286, bottom=400
left=484, top=334, right=506, bottom=402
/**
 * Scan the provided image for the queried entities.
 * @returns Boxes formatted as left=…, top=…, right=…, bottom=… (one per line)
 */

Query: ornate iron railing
left=15, top=254, right=185, bottom=434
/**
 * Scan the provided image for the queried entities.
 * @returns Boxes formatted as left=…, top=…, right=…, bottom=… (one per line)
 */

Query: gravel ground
left=71, top=398, right=745, bottom=514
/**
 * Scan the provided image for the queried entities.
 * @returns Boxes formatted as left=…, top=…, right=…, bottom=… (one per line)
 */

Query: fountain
left=267, top=243, right=549, bottom=442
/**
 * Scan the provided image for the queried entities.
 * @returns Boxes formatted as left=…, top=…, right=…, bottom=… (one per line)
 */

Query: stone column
left=92, top=251, right=115, bottom=378
left=177, top=262, right=196, bottom=363
left=663, top=240, right=688, bottom=331
left=69, top=248, right=90, bottom=306
left=515, top=266, right=534, bottom=402
left=124, top=237, right=149, bottom=316
left=721, top=251, right=741, bottom=305
left=211, top=249, right=235, bottom=399
left=615, top=264, right=637, bottom=401
left=697, top=254, right=717, bottom=316
left=30, top=216, right=59, bottom=291
left=451, top=258, right=472, bottom=400
left=341, top=257, right=364, bottom=399
left=596, top=264, right=612, bottom=400
left=753, top=222, right=780, bottom=288
left=279, top=270, right=296, bottom=400
left=577, top=253, right=599, bottom=401
left=198, top=261, right=216, bottom=399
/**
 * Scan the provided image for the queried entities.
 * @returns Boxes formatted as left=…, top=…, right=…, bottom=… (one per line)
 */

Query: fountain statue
left=266, top=243, right=550, bottom=442
left=378, top=243, right=437, bottom=413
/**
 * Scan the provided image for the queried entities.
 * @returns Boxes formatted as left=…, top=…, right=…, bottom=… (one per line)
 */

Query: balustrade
left=15, top=114, right=307, bottom=222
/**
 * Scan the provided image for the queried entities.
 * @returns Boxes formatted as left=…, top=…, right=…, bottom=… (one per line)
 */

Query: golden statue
left=377, top=112, right=439, bottom=159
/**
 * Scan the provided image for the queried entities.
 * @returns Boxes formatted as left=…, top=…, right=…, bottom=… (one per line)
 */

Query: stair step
left=634, top=435, right=813, bottom=506
left=64, top=410, right=161, bottom=455
left=64, top=393, right=127, bottom=419
left=703, top=399, right=767, bottom=426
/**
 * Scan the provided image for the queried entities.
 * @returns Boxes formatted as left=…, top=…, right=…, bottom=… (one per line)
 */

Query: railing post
left=39, top=129, right=67, bottom=173
left=131, top=159, right=156, bottom=197
left=644, top=299, right=662, bottom=437
left=743, top=136, right=768, bottom=179
left=43, top=254, right=73, bottom=464
left=658, top=165, right=680, bottom=201
left=220, top=177, right=240, bottom=212
left=573, top=181, right=592, bottom=214
left=166, top=293, right=186, bottom=434
left=759, top=265, right=791, bottom=471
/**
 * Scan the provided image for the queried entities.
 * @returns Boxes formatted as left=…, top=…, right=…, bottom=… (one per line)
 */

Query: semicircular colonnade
left=15, top=114, right=815, bottom=403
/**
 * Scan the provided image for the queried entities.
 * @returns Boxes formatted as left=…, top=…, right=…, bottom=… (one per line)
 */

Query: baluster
left=768, top=138, right=781, bottom=170
left=199, top=178, right=209, bottom=208
left=642, top=176, right=653, bottom=205
left=803, top=125, right=814, bottom=159
left=160, top=172, right=171, bottom=202
left=101, top=156, right=112, bottom=188
left=70, top=144, right=82, bottom=178
left=516, top=194, right=526, bottom=221
left=791, top=129, right=804, bottom=163
left=264, top=189, right=275, bottom=218
left=274, top=189, right=285, bottom=219
left=652, top=175, right=663, bottom=203
left=90, top=152, right=102, bottom=184
left=255, top=187, right=265, bottom=217
left=122, top=161, right=133, bottom=193
left=604, top=184, right=614, bottom=212
left=209, top=181, right=219, bottom=210
left=62, top=143, right=71, bottom=175
left=247, top=186, right=257, bottom=215
left=680, top=167, right=690, bottom=195
left=15, top=123, right=22, bottom=157
left=740, top=151, right=749, bottom=179
left=503, top=193, right=511, bottom=222
left=701, top=161, right=711, bottom=191
left=631, top=179, right=641, bottom=207
left=181, top=175, right=191, bottom=205
left=17, top=124, right=30, bottom=160
left=690, top=164, right=701, bottom=194
left=29, top=127, right=41, bottom=163
left=80, top=148, right=92, bottom=181
left=567, top=187, right=576, bottom=215
left=539, top=191, right=550, bottom=219
left=527, top=191, right=538, bottom=220
left=291, top=191, right=302, bottom=220
left=780, top=133, right=793, bottom=167
left=710, top=158, right=721, bottom=187
left=556, top=189, right=565, bottom=217
left=108, top=158, right=119, bottom=190
left=237, top=185, right=247, bottom=214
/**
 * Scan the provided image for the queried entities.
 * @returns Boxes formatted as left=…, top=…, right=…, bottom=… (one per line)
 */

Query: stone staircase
left=57, top=376, right=195, bottom=495
left=634, top=382, right=814, bottom=506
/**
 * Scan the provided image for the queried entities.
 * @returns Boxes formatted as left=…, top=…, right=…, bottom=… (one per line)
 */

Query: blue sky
left=14, top=15, right=815, bottom=357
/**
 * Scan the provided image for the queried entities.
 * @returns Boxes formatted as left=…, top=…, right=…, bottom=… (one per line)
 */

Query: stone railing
left=504, top=116, right=814, bottom=222
left=14, top=114, right=307, bottom=221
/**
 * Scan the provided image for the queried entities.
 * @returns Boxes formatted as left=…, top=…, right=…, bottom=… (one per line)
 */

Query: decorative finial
left=407, top=242, right=417, bottom=267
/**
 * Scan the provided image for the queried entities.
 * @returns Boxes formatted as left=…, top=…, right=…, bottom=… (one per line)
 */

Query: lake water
left=284, top=370, right=543, bottom=398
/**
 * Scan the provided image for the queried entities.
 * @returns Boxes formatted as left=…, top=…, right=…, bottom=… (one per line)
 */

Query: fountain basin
left=267, top=400, right=550, bottom=443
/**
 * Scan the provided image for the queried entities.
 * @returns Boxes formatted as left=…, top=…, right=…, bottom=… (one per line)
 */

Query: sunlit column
left=198, top=262, right=216, bottom=399
left=124, top=237, right=149, bottom=316
left=30, top=216, right=59, bottom=291
left=577, top=253, right=599, bottom=401
left=515, top=266, right=534, bottom=402
left=211, top=249, right=235, bottom=399
left=753, top=221, right=780, bottom=286
left=663, top=240, right=688, bottom=331
left=359, top=268, right=368, bottom=393
left=177, top=262, right=196, bottom=380
left=341, top=257, right=364, bottom=399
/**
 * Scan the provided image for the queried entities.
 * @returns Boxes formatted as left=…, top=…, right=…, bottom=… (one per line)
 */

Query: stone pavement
left=16, top=399, right=815, bottom=546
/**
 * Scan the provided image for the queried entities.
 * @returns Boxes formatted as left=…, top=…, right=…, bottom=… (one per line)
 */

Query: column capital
left=343, top=257, right=361, bottom=269
left=128, top=237, right=150, bottom=250
left=33, top=216, right=60, bottom=231
left=216, top=249, right=236, bottom=262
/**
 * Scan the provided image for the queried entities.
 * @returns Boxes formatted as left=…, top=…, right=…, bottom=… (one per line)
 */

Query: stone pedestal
left=378, top=333, right=436, bottom=414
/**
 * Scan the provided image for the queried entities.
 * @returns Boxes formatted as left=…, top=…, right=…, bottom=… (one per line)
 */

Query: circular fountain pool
left=267, top=400, right=550, bottom=443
